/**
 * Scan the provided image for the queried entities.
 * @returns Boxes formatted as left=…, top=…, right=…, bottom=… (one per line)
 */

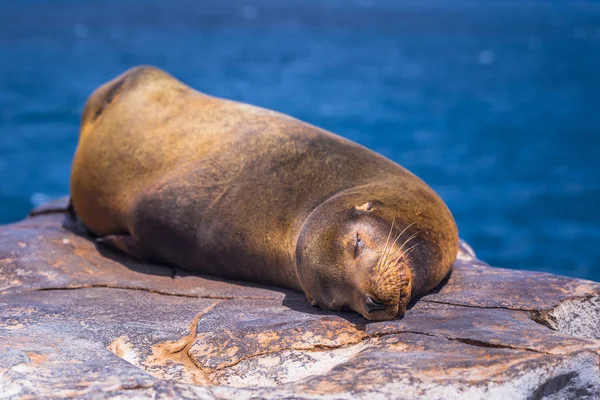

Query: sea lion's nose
left=364, top=296, right=388, bottom=313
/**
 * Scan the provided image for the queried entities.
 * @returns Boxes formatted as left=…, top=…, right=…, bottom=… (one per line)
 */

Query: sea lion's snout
left=353, top=252, right=413, bottom=321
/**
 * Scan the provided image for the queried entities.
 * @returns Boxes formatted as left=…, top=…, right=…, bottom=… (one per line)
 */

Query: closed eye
left=353, top=232, right=364, bottom=258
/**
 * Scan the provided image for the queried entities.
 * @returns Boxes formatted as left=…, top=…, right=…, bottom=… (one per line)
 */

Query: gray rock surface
left=1, top=198, right=599, bottom=399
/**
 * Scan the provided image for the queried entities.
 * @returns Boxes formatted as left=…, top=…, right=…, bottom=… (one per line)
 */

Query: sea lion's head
left=295, top=185, right=457, bottom=321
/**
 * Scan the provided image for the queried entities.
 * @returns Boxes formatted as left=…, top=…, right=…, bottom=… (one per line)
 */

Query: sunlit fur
left=369, top=219, right=419, bottom=314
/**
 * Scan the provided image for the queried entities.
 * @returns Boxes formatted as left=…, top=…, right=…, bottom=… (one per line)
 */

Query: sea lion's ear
left=355, top=202, right=373, bottom=212
left=355, top=200, right=384, bottom=212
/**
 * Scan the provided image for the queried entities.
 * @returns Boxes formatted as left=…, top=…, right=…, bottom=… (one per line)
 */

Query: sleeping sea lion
left=70, top=66, right=458, bottom=321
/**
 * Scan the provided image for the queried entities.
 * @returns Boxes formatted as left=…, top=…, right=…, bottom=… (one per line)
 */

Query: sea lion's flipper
left=306, top=294, right=319, bottom=307
left=97, top=234, right=145, bottom=260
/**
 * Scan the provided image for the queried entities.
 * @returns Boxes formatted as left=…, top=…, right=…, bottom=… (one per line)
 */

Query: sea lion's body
left=71, top=66, right=458, bottom=320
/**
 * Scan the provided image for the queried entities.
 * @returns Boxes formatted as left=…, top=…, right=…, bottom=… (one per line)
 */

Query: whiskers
left=371, top=218, right=419, bottom=305
left=376, top=219, right=418, bottom=272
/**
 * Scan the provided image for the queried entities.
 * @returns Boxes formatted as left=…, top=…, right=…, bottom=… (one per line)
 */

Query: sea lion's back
left=71, top=66, right=220, bottom=234
left=69, top=66, right=322, bottom=235
left=70, top=65, right=403, bottom=237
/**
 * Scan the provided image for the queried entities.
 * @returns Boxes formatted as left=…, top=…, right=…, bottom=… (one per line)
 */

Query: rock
left=1, top=197, right=600, bottom=399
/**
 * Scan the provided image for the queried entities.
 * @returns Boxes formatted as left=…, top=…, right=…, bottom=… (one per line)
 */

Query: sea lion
left=70, top=66, right=458, bottom=321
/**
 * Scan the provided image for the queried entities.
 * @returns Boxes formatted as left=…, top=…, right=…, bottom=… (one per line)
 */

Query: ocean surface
left=0, top=0, right=599, bottom=280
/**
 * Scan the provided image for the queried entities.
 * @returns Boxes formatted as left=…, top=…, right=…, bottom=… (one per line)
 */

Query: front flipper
left=97, top=234, right=146, bottom=260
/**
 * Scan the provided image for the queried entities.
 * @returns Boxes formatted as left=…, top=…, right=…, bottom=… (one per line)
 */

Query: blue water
left=1, top=0, right=599, bottom=280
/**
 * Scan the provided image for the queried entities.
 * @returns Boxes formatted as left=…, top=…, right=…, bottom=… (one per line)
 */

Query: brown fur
left=70, top=66, right=459, bottom=320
